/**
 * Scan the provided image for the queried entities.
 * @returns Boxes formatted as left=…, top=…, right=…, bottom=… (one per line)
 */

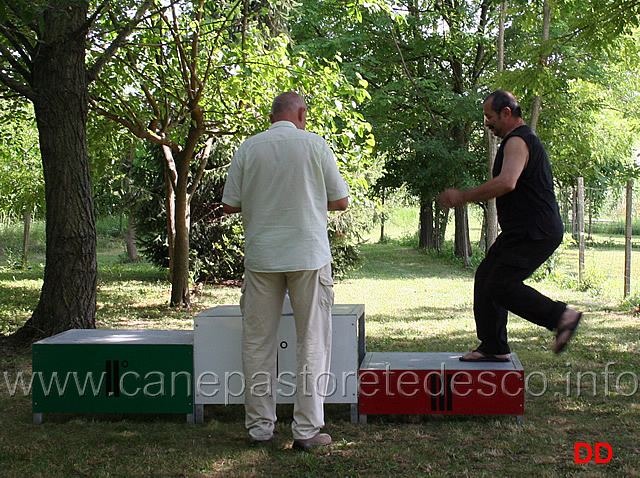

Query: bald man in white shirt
left=222, top=91, right=348, bottom=450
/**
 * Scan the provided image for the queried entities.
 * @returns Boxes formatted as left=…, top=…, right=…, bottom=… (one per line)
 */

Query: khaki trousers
left=240, top=263, right=334, bottom=440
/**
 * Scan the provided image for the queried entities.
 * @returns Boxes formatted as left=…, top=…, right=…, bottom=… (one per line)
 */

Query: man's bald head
left=270, top=92, right=307, bottom=129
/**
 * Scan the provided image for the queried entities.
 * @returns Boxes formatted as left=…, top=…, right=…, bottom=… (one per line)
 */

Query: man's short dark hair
left=485, top=90, right=522, bottom=118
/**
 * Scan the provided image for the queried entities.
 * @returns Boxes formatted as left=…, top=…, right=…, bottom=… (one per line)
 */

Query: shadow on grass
left=96, top=303, right=209, bottom=329
left=0, top=282, right=41, bottom=304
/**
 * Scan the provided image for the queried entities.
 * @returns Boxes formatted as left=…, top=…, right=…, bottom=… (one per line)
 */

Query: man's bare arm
left=222, top=203, right=242, bottom=214
left=328, top=197, right=348, bottom=211
left=438, top=137, right=528, bottom=209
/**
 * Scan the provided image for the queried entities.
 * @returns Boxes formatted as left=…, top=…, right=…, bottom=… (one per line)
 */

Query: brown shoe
left=249, top=436, right=273, bottom=447
left=292, top=433, right=332, bottom=450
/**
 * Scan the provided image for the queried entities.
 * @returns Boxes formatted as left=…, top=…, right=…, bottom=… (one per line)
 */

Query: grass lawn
left=1, top=215, right=640, bottom=477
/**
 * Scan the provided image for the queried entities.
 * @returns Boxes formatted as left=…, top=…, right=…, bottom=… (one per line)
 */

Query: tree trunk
left=478, top=202, right=487, bottom=251
left=484, top=1, right=507, bottom=251
left=125, top=214, right=138, bottom=262
left=171, top=156, right=191, bottom=307
left=530, top=0, right=551, bottom=133
left=22, top=210, right=31, bottom=267
left=419, top=198, right=434, bottom=249
left=13, top=2, right=97, bottom=341
left=454, top=205, right=471, bottom=266
left=124, top=146, right=138, bottom=262
left=162, top=146, right=191, bottom=307
left=419, top=199, right=449, bottom=252
left=160, top=122, right=210, bottom=307
left=164, top=146, right=177, bottom=283
left=436, top=204, right=448, bottom=252
left=486, top=129, right=499, bottom=251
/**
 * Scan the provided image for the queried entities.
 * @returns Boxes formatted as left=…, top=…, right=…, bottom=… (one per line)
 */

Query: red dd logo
left=574, top=443, right=612, bottom=464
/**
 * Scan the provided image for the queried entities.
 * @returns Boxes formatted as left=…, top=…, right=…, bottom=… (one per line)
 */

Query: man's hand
left=437, top=189, right=465, bottom=210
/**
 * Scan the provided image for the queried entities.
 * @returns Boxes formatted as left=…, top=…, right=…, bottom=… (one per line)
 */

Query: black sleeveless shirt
left=493, top=125, right=563, bottom=239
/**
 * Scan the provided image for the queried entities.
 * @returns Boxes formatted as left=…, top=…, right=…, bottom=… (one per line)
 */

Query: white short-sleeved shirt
left=222, top=121, right=349, bottom=272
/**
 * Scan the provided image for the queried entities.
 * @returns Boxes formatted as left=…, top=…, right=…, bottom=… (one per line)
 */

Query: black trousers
left=473, top=231, right=566, bottom=355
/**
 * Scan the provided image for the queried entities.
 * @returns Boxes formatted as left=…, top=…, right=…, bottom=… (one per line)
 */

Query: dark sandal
left=554, top=312, right=583, bottom=354
left=459, top=349, right=510, bottom=362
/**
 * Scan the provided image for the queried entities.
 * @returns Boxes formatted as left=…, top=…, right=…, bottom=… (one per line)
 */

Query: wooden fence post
left=625, top=179, right=633, bottom=298
left=576, top=177, right=585, bottom=283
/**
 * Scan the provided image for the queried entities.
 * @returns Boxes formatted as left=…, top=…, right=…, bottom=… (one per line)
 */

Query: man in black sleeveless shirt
left=437, top=90, right=582, bottom=361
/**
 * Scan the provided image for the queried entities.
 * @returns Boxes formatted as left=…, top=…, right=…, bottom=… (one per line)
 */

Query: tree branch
left=6, top=1, right=40, bottom=36
left=201, top=0, right=244, bottom=91
left=0, top=70, right=35, bottom=100
left=159, top=6, right=192, bottom=100
left=389, top=19, right=441, bottom=131
left=0, top=20, right=36, bottom=60
left=0, top=41, right=32, bottom=86
left=81, top=0, right=110, bottom=33
left=163, top=145, right=179, bottom=193
left=89, top=98, right=182, bottom=153
left=190, top=0, right=205, bottom=98
left=86, top=0, right=156, bottom=83
left=188, top=136, right=214, bottom=198
left=94, top=78, right=146, bottom=130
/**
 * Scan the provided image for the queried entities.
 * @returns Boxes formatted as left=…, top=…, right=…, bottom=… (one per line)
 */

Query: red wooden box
left=358, top=352, right=524, bottom=420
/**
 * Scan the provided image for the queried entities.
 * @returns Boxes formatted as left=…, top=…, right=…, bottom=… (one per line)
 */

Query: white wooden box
left=193, top=304, right=365, bottom=423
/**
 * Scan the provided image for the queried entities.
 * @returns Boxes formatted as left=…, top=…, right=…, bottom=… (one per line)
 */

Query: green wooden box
left=32, top=330, right=193, bottom=423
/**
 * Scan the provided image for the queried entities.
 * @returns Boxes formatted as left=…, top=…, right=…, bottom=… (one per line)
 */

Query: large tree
left=498, top=0, right=640, bottom=194
left=91, top=0, right=375, bottom=305
left=292, top=1, right=497, bottom=256
left=0, top=0, right=153, bottom=342
left=294, top=0, right=640, bottom=257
